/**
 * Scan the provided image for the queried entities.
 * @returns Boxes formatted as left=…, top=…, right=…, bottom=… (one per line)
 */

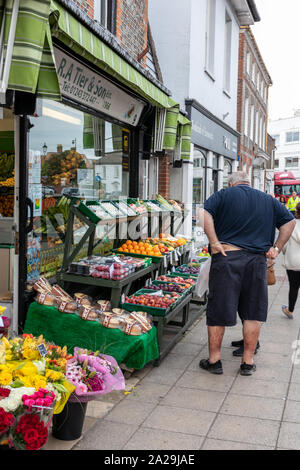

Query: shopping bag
left=194, top=257, right=211, bottom=299
left=267, top=260, right=276, bottom=286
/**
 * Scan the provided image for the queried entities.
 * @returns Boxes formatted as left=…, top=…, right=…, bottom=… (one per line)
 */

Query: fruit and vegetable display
left=157, top=275, right=195, bottom=286
left=176, top=265, right=200, bottom=275
left=0, top=194, right=14, bottom=217
left=0, top=153, right=14, bottom=183
left=117, top=235, right=189, bottom=258
left=147, top=283, right=186, bottom=294
left=68, top=254, right=149, bottom=280
left=156, top=194, right=183, bottom=212
left=124, top=292, right=180, bottom=311
left=128, top=200, right=147, bottom=214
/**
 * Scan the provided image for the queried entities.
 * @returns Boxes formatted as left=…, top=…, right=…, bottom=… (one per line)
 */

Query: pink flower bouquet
left=65, top=348, right=125, bottom=402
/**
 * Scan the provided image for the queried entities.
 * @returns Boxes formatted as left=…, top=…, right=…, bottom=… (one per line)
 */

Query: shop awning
left=0, top=0, right=191, bottom=159
left=48, top=1, right=191, bottom=159
left=49, top=0, right=176, bottom=110
left=0, top=0, right=61, bottom=101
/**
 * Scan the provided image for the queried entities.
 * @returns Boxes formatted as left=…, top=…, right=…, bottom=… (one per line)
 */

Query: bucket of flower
left=0, top=334, right=76, bottom=450
left=0, top=386, right=56, bottom=450
left=52, top=347, right=125, bottom=441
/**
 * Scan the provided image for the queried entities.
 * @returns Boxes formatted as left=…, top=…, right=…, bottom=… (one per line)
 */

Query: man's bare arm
left=198, top=208, right=227, bottom=256
left=266, top=219, right=296, bottom=259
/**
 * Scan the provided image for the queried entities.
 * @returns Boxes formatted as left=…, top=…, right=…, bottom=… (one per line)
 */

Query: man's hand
left=266, top=247, right=279, bottom=260
left=211, top=242, right=227, bottom=257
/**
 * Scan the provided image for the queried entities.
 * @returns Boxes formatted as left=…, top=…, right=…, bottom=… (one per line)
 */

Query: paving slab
left=124, top=428, right=204, bottom=450
left=207, top=414, right=281, bottom=447
left=160, top=386, right=227, bottom=413
left=201, top=438, right=274, bottom=451
left=141, top=404, right=216, bottom=436
left=277, top=422, right=300, bottom=450
left=220, top=393, right=285, bottom=421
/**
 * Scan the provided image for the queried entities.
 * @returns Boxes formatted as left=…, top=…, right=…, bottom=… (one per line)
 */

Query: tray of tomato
left=121, top=288, right=182, bottom=317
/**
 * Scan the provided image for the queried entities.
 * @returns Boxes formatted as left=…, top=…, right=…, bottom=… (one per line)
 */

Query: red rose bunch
left=22, top=388, right=55, bottom=412
left=15, top=413, right=48, bottom=450
left=0, top=406, right=14, bottom=435
left=0, top=387, right=10, bottom=399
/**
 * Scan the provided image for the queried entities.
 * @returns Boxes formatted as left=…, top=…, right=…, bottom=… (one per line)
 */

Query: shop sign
left=122, top=130, right=130, bottom=171
left=190, top=106, right=238, bottom=160
left=54, top=47, right=145, bottom=127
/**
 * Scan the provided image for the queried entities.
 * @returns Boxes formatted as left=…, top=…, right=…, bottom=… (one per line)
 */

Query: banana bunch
left=0, top=153, right=14, bottom=181
left=0, top=176, right=14, bottom=187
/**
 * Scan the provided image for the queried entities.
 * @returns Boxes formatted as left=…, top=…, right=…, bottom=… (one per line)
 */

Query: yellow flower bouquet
left=0, top=334, right=75, bottom=415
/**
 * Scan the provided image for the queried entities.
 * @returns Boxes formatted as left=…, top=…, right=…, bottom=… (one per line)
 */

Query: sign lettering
left=54, top=48, right=145, bottom=127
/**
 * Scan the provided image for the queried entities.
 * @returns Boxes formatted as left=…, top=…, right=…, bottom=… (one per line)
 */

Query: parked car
left=42, top=186, right=55, bottom=196
left=61, top=187, right=80, bottom=196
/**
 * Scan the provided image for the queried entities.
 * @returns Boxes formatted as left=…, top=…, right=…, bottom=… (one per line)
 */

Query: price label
left=163, top=255, right=168, bottom=268
left=0, top=317, right=3, bottom=328
left=38, top=343, right=47, bottom=357
left=121, top=293, right=125, bottom=304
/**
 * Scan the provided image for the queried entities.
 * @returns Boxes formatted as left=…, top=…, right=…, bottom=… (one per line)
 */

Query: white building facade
left=148, top=0, right=260, bottom=236
left=269, top=113, right=300, bottom=180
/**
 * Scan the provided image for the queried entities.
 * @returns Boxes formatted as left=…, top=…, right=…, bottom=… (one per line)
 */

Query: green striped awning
left=1, top=0, right=191, bottom=159
left=163, top=105, right=192, bottom=160
left=49, top=0, right=191, bottom=158
left=1, top=0, right=60, bottom=99
left=49, top=0, right=176, bottom=110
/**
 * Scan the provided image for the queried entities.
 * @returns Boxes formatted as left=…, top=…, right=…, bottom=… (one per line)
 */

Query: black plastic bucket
left=52, top=400, right=87, bottom=440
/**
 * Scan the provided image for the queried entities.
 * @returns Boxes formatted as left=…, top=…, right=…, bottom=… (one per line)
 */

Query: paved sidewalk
left=45, top=258, right=300, bottom=451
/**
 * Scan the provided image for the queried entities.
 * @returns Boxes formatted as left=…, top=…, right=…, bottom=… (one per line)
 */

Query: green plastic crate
left=151, top=280, right=193, bottom=296
left=121, top=288, right=181, bottom=317
left=77, top=202, right=101, bottom=224
left=112, top=249, right=163, bottom=264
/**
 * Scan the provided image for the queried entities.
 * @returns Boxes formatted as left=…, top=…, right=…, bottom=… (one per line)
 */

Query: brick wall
left=237, top=28, right=271, bottom=173
left=115, top=0, right=148, bottom=66
left=72, top=0, right=94, bottom=19
left=158, top=152, right=171, bottom=199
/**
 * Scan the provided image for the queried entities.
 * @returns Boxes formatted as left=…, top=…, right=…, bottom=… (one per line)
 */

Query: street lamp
left=42, top=142, right=48, bottom=156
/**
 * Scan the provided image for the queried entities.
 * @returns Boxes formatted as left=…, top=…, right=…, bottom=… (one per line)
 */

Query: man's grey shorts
left=206, top=250, right=268, bottom=327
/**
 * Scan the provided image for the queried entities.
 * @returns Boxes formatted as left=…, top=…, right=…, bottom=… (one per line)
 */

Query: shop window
left=29, top=99, right=130, bottom=278
left=286, top=131, right=300, bottom=144
left=205, top=0, right=216, bottom=77
left=223, top=10, right=232, bottom=94
left=285, top=157, right=299, bottom=168
left=223, top=159, right=232, bottom=188
left=192, top=148, right=206, bottom=225
left=94, top=0, right=115, bottom=33
left=246, top=51, right=251, bottom=75
left=274, top=159, right=279, bottom=169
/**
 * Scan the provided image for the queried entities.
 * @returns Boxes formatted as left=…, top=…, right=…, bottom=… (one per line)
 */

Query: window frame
left=205, top=0, right=216, bottom=79
left=223, top=9, right=232, bottom=95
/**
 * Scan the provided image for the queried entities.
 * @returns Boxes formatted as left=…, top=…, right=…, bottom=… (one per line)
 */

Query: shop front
left=185, top=99, right=239, bottom=238
left=0, top=0, right=197, bottom=367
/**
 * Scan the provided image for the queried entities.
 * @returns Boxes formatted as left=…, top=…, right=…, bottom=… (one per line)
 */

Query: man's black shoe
left=240, top=363, right=256, bottom=376
left=199, top=359, right=223, bottom=375
left=232, top=341, right=260, bottom=357
left=231, top=339, right=244, bottom=347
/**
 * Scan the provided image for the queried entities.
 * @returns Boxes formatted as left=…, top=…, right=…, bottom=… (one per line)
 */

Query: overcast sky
left=252, top=0, right=300, bottom=121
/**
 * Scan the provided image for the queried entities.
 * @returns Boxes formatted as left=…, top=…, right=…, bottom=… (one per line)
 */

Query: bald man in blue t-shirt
left=198, top=171, right=295, bottom=376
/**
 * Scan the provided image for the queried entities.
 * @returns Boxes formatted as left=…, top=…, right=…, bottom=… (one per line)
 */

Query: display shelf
left=57, top=263, right=158, bottom=308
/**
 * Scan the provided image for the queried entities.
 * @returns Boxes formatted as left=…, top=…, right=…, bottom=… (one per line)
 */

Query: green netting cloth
left=24, top=302, right=159, bottom=370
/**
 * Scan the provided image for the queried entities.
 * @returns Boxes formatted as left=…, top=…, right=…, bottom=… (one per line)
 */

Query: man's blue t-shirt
left=204, top=185, right=294, bottom=253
